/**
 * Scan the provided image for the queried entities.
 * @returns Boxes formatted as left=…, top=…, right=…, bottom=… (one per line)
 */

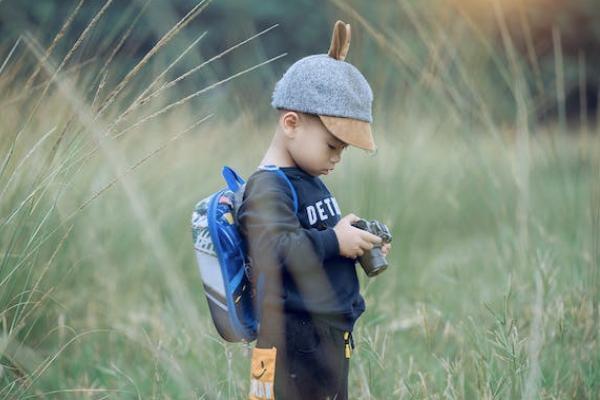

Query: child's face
left=287, top=113, right=349, bottom=177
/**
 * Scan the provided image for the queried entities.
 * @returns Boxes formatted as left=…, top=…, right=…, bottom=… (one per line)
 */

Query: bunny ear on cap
left=327, top=20, right=351, bottom=61
left=319, top=20, right=376, bottom=152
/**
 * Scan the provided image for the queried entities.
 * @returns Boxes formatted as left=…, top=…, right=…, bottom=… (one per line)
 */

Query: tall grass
left=1, top=0, right=599, bottom=399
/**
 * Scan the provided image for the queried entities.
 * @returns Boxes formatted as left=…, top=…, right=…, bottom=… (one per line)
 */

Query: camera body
left=351, top=219, right=392, bottom=277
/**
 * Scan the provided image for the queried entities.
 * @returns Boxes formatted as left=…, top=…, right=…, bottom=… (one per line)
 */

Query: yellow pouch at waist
left=248, top=346, right=277, bottom=400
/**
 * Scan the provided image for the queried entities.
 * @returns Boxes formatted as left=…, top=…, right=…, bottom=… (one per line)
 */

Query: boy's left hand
left=381, top=243, right=391, bottom=257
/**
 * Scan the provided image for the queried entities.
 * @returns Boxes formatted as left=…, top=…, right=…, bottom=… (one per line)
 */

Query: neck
left=259, top=131, right=296, bottom=168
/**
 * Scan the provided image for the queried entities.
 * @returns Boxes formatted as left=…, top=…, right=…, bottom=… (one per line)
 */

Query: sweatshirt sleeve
left=237, top=172, right=340, bottom=275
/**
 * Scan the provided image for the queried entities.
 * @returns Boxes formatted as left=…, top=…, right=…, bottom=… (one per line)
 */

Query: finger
left=345, top=213, right=359, bottom=223
left=358, top=239, right=373, bottom=250
left=360, top=230, right=382, bottom=244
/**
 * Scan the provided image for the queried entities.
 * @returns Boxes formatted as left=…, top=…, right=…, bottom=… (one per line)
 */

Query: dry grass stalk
left=96, top=0, right=212, bottom=118
left=113, top=51, right=287, bottom=139
left=522, top=269, right=544, bottom=400
left=28, top=0, right=113, bottom=111
left=78, top=113, right=214, bottom=214
left=0, top=126, right=57, bottom=202
left=11, top=0, right=114, bottom=166
left=92, top=0, right=153, bottom=110
left=108, top=29, right=208, bottom=132
left=553, top=26, right=566, bottom=134
left=1, top=57, right=97, bottom=108
left=23, top=0, right=86, bottom=91
left=137, top=23, right=280, bottom=109
left=0, top=36, right=22, bottom=76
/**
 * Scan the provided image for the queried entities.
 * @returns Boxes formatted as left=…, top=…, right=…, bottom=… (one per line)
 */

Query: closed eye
left=329, top=143, right=348, bottom=151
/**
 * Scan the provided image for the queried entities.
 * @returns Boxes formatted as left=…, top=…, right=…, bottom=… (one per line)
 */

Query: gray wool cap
left=270, top=20, right=376, bottom=152
left=271, top=53, right=373, bottom=123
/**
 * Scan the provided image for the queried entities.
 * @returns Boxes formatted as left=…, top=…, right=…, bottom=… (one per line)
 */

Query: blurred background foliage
left=1, top=0, right=598, bottom=128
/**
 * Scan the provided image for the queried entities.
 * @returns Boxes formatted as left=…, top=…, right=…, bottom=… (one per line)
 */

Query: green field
left=1, top=1, right=599, bottom=398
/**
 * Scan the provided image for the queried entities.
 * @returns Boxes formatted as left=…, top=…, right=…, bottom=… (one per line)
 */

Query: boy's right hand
left=333, top=213, right=382, bottom=259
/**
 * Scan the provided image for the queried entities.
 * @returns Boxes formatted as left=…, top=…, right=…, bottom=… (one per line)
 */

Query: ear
left=327, top=20, right=351, bottom=61
left=280, top=111, right=300, bottom=138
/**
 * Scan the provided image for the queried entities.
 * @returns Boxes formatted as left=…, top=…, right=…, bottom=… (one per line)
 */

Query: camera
left=351, top=219, right=392, bottom=277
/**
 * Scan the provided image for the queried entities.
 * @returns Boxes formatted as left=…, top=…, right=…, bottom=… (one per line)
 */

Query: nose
left=331, top=152, right=341, bottom=163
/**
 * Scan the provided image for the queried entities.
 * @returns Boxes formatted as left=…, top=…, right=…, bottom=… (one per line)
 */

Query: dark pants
left=255, top=311, right=354, bottom=400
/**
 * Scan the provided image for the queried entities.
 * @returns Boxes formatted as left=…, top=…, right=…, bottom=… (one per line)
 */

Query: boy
left=238, top=21, right=391, bottom=400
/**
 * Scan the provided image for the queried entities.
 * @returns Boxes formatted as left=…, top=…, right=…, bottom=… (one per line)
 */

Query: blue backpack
left=191, top=165, right=298, bottom=343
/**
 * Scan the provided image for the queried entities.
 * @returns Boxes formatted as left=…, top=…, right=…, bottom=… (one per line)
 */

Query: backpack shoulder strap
left=222, top=165, right=299, bottom=219
left=222, top=166, right=245, bottom=192
left=258, top=164, right=299, bottom=214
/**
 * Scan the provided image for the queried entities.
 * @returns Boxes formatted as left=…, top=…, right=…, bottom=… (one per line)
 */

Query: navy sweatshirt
left=237, top=166, right=366, bottom=332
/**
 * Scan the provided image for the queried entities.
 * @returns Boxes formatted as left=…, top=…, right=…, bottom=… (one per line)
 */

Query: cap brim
left=318, top=115, right=376, bottom=152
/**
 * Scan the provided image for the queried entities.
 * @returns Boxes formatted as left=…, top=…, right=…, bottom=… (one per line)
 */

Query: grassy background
left=1, top=0, right=599, bottom=398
